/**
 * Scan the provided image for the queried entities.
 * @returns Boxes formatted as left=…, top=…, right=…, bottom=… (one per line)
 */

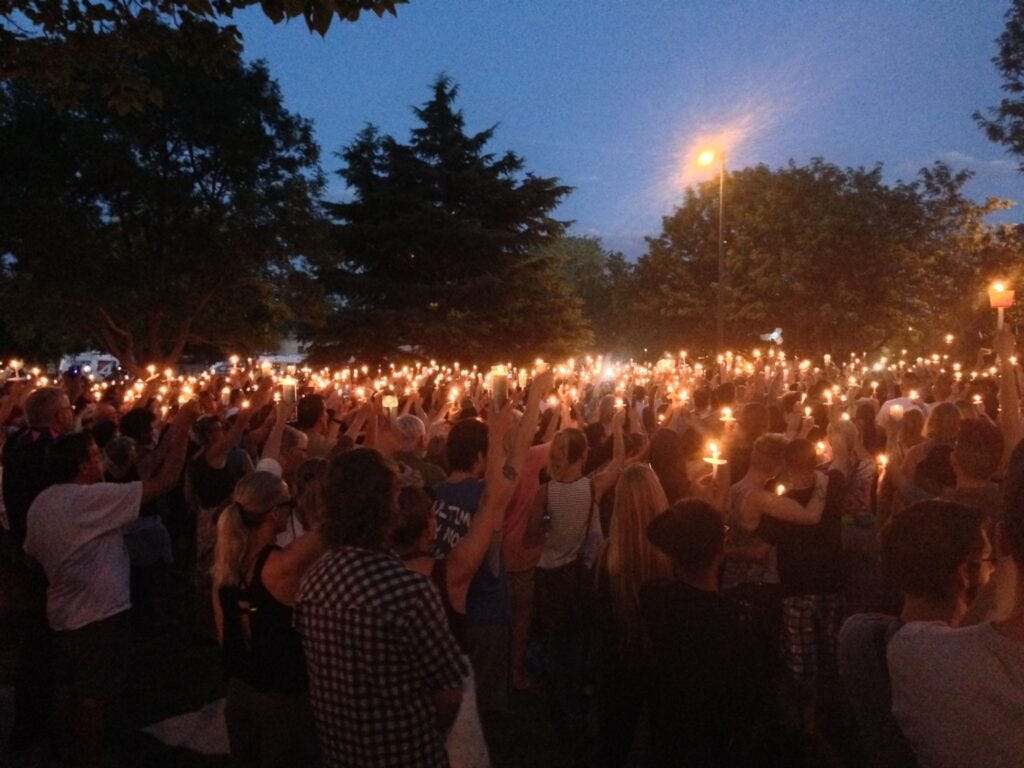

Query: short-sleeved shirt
left=24, top=481, right=142, bottom=631
left=837, top=613, right=916, bottom=768
left=295, top=547, right=466, bottom=768
left=888, top=621, right=1024, bottom=768
left=433, top=477, right=510, bottom=627
left=432, top=478, right=483, bottom=559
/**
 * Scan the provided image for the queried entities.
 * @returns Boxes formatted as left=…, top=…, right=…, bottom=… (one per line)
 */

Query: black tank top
left=190, top=451, right=239, bottom=510
left=219, top=546, right=307, bottom=694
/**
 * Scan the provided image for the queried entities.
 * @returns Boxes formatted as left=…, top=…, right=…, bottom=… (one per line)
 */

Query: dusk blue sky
left=235, top=0, right=1023, bottom=258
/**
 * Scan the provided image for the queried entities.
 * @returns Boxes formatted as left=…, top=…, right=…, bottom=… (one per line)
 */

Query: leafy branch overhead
left=1, top=0, right=407, bottom=112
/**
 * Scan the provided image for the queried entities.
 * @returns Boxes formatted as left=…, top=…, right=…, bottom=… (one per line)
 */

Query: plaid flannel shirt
left=295, top=546, right=466, bottom=768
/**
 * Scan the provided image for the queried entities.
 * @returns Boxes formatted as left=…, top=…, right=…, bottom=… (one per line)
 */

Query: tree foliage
left=0, top=25, right=327, bottom=372
left=1, top=0, right=406, bottom=113
left=629, top=159, right=1021, bottom=355
left=540, top=235, right=637, bottom=354
left=305, top=76, right=592, bottom=363
left=976, top=0, right=1024, bottom=169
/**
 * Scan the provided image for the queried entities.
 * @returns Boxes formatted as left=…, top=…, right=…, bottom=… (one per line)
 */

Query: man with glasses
left=839, top=500, right=996, bottom=767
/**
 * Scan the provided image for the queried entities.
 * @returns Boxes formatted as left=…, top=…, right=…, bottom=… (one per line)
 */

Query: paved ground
left=0, top=534, right=857, bottom=767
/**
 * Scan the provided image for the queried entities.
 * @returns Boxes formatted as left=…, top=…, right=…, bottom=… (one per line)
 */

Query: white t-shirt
left=24, top=481, right=143, bottom=631
left=888, top=621, right=1024, bottom=768
left=875, top=397, right=930, bottom=430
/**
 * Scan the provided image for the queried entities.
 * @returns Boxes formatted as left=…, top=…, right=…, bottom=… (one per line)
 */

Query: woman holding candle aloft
left=524, top=404, right=626, bottom=732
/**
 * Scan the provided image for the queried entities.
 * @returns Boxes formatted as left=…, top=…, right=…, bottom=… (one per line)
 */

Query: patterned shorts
left=781, top=593, right=841, bottom=680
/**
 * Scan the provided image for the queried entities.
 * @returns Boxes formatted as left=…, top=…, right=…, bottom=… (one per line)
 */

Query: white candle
left=491, top=365, right=509, bottom=409
left=282, top=376, right=298, bottom=406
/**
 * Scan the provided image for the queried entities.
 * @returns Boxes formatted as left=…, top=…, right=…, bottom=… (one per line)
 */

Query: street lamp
left=699, top=148, right=726, bottom=349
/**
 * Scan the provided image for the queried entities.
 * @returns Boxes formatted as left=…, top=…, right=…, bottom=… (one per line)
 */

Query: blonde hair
left=602, top=464, right=674, bottom=658
left=549, top=428, right=589, bottom=482
left=211, top=471, right=289, bottom=589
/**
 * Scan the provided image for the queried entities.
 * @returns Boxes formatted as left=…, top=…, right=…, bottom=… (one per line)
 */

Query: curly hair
left=322, top=448, right=397, bottom=550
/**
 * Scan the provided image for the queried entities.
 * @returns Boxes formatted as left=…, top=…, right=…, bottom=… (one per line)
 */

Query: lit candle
left=720, top=406, right=736, bottom=426
left=703, top=441, right=727, bottom=479
left=382, top=394, right=399, bottom=418
left=282, top=376, right=298, bottom=406
left=221, top=386, right=231, bottom=406
left=491, top=365, right=509, bottom=409
left=877, top=454, right=889, bottom=470
left=890, top=404, right=903, bottom=421
left=775, top=484, right=787, bottom=496
left=816, top=441, right=826, bottom=456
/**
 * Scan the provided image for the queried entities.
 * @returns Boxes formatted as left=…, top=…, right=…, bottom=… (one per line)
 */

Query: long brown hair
left=602, top=464, right=674, bottom=658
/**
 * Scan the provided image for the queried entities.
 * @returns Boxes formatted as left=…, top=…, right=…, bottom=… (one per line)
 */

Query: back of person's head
left=915, top=443, right=956, bottom=495
left=90, top=419, right=117, bottom=449
left=692, top=388, right=711, bottom=411
left=606, top=464, right=674, bottom=653
left=192, top=415, right=222, bottom=447
left=549, top=427, right=589, bottom=481
left=24, top=386, right=65, bottom=430
left=678, top=426, right=704, bottom=460
left=881, top=499, right=985, bottom=602
left=281, top=425, right=309, bottom=454
left=952, top=418, right=1004, bottom=482
left=715, top=382, right=736, bottom=407
left=445, top=418, right=488, bottom=473
left=739, top=402, right=769, bottom=442
left=120, top=407, right=156, bottom=443
left=785, top=438, right=817, bottom=475
left=47, top=432, right=95, bottom=484
left=394, top=414, right=426, bottom=453
left=389, top=485, right=434, bottom=554
left=293, top=456, right=328, bottom=529
left=649, top=428, right=688, bottom=502
left=827, top=418, right=857, bottom=455
left=647, top=499, right=725, bottom=573
left=295, top=394, right=326, bottom=430
left=900, top=408, right=925, bottom=444
left=322, top=448, right=396, bottom=549
left=212, top=471, right=291, bottom=588
left=583, top=421, right=606, bottom=449
left=750, top=433, right=789, bottom=473
left=103, top=436, right=135, bottom=480
left=925, top=402, right=961, bottom=445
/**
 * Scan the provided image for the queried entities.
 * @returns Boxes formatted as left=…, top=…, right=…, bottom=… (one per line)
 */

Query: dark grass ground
left=1, top=533, right=860, bottom=768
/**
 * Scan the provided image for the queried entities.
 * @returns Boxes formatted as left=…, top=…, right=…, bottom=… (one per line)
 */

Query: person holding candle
left=723, top=434, right=830, bottom=663
left=525, top=405, right=626, bottom=731
left=24, top=401, right=197, bottom=768
left=210, top=471, right=325, bottom=768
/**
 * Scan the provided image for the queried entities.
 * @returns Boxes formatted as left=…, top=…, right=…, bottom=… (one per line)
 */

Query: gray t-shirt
left=888, top=621, right=1024, bottom=768
left=837, top=613, right=917, bottom=768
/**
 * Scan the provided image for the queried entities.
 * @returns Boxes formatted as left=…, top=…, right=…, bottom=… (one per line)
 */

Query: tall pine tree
left=305, top=76, right=592, bottom=362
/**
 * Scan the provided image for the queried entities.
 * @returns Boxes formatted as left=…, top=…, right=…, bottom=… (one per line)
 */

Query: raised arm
left=141, top=401, right=198, bottom=504
left=754, top=472, right=829, bottom=526
left=995, top=328, right=1023, bottom=462
left=446, top=371, right=551, bottom=591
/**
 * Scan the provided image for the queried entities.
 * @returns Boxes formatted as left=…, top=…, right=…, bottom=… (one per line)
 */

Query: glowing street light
left=699, top=148, right=727, bottom=349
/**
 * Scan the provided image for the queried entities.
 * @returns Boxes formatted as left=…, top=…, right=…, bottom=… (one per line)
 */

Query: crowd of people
left=0, top=335, right=1022, bottom=767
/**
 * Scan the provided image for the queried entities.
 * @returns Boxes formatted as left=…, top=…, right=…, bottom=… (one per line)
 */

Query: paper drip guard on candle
left=703, top=442, right=727, bottom=478
left=382, top=394, right=399, bottom=416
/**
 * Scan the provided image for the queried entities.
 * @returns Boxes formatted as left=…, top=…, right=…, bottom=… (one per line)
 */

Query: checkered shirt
left=295, top=546, right=466, bottom=768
